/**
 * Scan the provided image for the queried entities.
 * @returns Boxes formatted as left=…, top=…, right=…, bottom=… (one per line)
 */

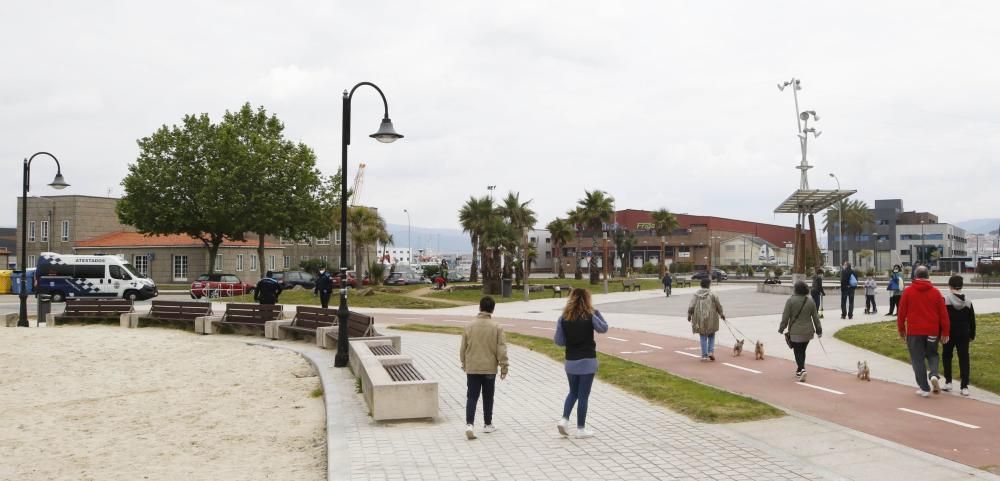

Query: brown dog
left=732, top=339, right=745, bottom=357
left=754, top=340, right=765, bottom=360
left=857, top=361, right=871, bottom=381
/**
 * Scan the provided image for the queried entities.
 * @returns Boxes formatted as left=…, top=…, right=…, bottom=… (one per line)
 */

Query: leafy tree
left=573, top=190, right=615, bottom=284
left=299, top=258, right=330, bottom=275
left=458, top=196, right=493, bottom=282
left=546, top=218, right=574, bottom=279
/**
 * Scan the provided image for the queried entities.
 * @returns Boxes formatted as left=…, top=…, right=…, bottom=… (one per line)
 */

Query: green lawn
left=216, top=288, right=454, bottom=309
left=391, top=324, right=783, bottom=424
left=429, top=277, right=666, bottom=304
left=835, top=314, right=1000, bottom=395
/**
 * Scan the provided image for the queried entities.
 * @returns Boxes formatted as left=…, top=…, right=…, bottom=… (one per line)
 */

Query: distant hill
left=385, top=224, right=471, bottom=255
left=954, top=218, right=1000, bottom=235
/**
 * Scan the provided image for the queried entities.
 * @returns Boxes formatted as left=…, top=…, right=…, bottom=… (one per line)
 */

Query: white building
left=718, top=236, right=795, bottom=268
left=378, top=246, right=412, bottom=264
left=894, top=223, right=967, bottom=271
left=527, top=229, right=554, bottom=271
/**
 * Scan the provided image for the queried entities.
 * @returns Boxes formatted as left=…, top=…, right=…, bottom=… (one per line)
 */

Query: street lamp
left=335, top=82, right=402, bottom=368
left=19, top=152, right=69, bottom=327
left=403, top=209, right=411, bottom=264
left=829, top=173, right=842, bottom=266
left=920, top=220, right=925, bottom=266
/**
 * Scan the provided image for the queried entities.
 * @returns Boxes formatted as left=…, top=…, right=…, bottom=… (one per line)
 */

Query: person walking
left=897, top=266, right=950, bottom=397
left=662, top=271, right=673, bottom=297
left=942, top=275, right=976, bottom=396
left=254, top=271, right=282, bottom=305
left=779, top=281, right=823, bottom=382
left=863, top=274, right=877, bottom=314
left=554, top=288, right=608, bottom=439
left=314, top=267, right=333, bottom=309
left=687, top=278, right=725, bottom=362
left=460, top=296, right=509, bottom=440
left=886, top=264, right=904, bottom=316
left=810, top=267, right=826, bottom=315
left=840, top=261, right=857, bottom=319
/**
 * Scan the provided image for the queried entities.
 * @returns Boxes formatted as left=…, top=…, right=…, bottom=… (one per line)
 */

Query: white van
left=36, top=252, right=158, bottom=302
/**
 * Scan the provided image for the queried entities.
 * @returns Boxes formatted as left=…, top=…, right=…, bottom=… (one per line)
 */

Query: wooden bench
left=196, top=303, right=283, bottom=335
left=550, top=284, right=573, bottom=297
left=49, top=298, right=134, bottom=326
left=622, top=278, right=641, bottom=292
left=674, top=277, right=692, bottom=288
left=275, top=306, right=338, bottom=340
left=320, top=311, right=377, bottom=348
left=127, top=300, right=212, bottom=329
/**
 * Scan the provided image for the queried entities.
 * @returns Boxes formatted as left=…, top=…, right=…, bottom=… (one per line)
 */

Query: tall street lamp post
left=828, top=173, right=842, bottom=266
left=659, top=236, right=666, bottom=278
left=920, top=220, right=925, bottom=266
left=403, top=209, right=411, bottom=263
left=19, top=152, right=69, bottom=327
left=335, top=82, right=402, bottom=367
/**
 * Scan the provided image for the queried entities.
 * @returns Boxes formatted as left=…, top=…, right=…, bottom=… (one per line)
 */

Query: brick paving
left=334, top=328, right=824, bottom=481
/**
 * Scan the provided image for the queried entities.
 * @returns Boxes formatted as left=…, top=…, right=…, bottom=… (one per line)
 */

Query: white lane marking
left=395, top=317, right=421, bottom=320
left=620, top=350, right=653, bottom=355
left=639, top=343, right=663, bottom=350
left=442, top=319, right=469, bottom=324
left=607, top=336, right=628, bottom=342
left=897, top=408, right=981, bottom=429
left=499, top=323, right=514, bottom=327
left=795, top=383, right=845, bottom=395
left=531, top=326, right=556, bottom=331
left=684, top=347, right=700, bottom=350
left=723, top=363, right=762, bottom=374
left=674, top=350, right=701, bottom=358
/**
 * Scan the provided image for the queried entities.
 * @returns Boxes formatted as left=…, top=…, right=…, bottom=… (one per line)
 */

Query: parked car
left=190, top=274, right=253, bottom=299
left=332, top=270, right=359, bottom=288
left=272, top=271, right=316, bottom=290
left=383, top=272, right=428, bottom=286
left=691, top=269, right=728, bottom=281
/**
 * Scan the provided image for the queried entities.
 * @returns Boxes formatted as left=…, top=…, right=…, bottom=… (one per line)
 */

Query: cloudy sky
left=3, top=1, right=997, bottom=232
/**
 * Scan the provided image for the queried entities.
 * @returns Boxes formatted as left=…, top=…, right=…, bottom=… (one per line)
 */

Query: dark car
left=272, top=271, right=316, bottom=290
left=691, top=269, right=728, bottom=282
left=190, top=274, right=253, bottom=299
left=383, top=272, right=428, bottom=286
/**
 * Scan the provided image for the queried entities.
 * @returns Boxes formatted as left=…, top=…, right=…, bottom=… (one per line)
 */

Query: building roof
left=612, top=210, right=807, bottom=247
left=773, top=189, right=855, bottom=214
left=75, top=231, right=280, bottom=249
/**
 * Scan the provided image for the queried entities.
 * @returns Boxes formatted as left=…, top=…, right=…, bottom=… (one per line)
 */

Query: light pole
left=486, top=185, right=496, bottom=201
left=335, top=82, right=402, bottom=367
left=403, top=208, right=411, bottom=264
left=659, top=235, right=666, bottom=278
left=829, top=173, right=842, bottom=266
left=19, top=152, right=69, bottom=327
left=920, top=220, right=925, bottom=267
left=602, top=231, right=609, bottom=294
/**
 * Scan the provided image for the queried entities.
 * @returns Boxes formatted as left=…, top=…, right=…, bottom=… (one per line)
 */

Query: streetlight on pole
left=920, top=220, right=925, bottom=267
left=403, top=209, right=411, bottom=264
left=829, top=173, right=842, bottom=266
left=335, top=82, right=402, bottom=368
left=19, top=152, right=69, bottom=327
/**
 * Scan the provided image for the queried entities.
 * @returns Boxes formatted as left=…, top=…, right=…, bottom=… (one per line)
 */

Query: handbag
left=785, top=298, right=807, bottom=349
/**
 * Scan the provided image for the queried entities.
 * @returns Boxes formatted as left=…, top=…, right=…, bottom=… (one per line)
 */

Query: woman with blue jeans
left=554, top=288, right=608, bottom=439
left=688, top=278, right=726, bottom=361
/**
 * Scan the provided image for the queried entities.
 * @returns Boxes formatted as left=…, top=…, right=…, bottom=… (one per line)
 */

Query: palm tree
left=479, top=215, right=515, bottom=294
left=574, top=190, right=615, bottom=284
left=651, top=208, right=679, bottom=276
left=458, top=196, right=493, bottom=282
left=567, top=208, right=585, bottom=279
left=347, top=207, right=386, bottom=275
left=497, top=192, right=537, bottom=283
left=546, top=218, right=574, bottom=279
left=823, top=199, right=875, bottom=265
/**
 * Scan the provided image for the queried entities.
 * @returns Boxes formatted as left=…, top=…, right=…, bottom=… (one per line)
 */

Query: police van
left=36, top=252, right=158, bottom=302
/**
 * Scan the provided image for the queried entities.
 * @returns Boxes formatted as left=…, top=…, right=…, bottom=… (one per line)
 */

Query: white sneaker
left=574, top=428, right=594, bottom=439
left=930, top=376, right=940, bottom=393
left=942, top=382, right=953, bottom=392
left=483, top=424, right=497, bottom=434
left=961, top=388, right=970, bottom=397
left=465, top=424, right=476, bottom=440
left=915, top=389, right=930, bottom=398
left=798, top=370, right=808, bottom=383
left=556, top=418, right=569, bottom=436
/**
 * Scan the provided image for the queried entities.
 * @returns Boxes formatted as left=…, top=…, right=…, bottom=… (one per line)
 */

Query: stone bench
left=348, top=337, right=403, bottom=374
left=195, top=303, right=284, bottom=335
left=350, top=338, right=437, bottom=421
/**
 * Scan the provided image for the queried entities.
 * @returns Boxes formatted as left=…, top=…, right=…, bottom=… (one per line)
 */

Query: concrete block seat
left=125, top=300, right=212, bottom=329
left=46, top=298, right=134, bottom=326
left=196, top=303, right=283, bottom=335
left=350, top=338, right=437, bottom=421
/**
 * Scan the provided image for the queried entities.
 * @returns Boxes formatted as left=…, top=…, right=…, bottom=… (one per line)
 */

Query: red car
left=332, top=270, right=359, bottom=288
left=190, top=274, right=253, bottom=299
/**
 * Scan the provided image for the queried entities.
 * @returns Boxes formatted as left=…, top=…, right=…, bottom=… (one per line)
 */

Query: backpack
left=691, top=293, right=714, bottom=331
left=848, top=273, right=858, bottom=288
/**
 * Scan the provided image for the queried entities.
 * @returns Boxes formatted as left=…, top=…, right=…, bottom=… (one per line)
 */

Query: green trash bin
left=0, top=270, right=11, bottom=294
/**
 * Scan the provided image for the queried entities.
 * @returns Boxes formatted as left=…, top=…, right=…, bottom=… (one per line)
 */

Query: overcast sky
left=3, top=1, right=998, bottom=232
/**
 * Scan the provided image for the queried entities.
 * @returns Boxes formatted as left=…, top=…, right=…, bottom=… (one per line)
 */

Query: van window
left=222, top=275, right=239, bottom=283
left=75, top=265, right=105, bottom=278
left=110, top=265, right=125, bottom=280
left=42, top=263, right=74, bottom=277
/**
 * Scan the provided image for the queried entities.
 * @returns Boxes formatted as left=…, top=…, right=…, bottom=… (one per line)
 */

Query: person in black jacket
left=314, top=268, right=333, bottom=309
left=810, top=267, right=826, bottom=313
left=942, top=275, right=976, bottom=396
left=254, top=271, right=282, bottom=305
left=839, top=261, right=856, bottom=320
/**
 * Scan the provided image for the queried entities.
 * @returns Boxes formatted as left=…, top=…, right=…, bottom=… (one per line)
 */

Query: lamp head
left=49, top=172, right=69, bottom=190
left=370, top=118, right=403, bottom=143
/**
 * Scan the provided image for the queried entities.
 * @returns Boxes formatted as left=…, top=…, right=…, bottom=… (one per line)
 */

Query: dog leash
left=815, top=337, right=857, bottom=374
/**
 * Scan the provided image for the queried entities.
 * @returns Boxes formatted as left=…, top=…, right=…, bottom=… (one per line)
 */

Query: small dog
left=754, top=340, right=765, bottom=360
left=857, top=361, right=871, bottom=381
left=732, top=339, right=745, bottom=357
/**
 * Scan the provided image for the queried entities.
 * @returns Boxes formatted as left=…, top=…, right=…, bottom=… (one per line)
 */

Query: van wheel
left=51, top=292, right=65, bottom=303
left=124, top=290, right=139, bottom=301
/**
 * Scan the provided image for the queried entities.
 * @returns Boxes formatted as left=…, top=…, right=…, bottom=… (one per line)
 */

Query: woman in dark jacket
left=810, top=267, right=825, bottom=314
left=554, top=288, right=608, bottom=439
left=779, top=281, right=823, bottom=382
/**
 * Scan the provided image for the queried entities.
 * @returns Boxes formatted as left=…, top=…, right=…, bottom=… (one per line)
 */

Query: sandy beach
left=0, top=325, right=325, bottom=481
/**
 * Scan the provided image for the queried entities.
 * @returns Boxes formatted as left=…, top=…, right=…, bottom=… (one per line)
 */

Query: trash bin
left=11, top=269, right=35, bottom=295
left=501, top=278, right=512, bottom=298
left=0, top=270, right=12, bottom=294
left=37, top=294, right=52, bottom=325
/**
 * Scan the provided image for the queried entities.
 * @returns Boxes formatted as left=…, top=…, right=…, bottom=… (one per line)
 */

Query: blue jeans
left=466, top=374, right=496, bottom=425
left=563, top=373, right=595, bottom=428
left=699, top=333, right=716, bottom=357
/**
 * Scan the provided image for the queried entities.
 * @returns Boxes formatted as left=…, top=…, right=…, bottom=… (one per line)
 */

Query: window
left=236, top=254, right=244, bottom=271
left=280, top=237, right=293, bottom=245
left=40, top=221, right=49, bottom=242
left=335, top=230, right=341, bottom=245
left=298, top=238, right=310, bottom=245
left=545, top=252, right=551, bottom=259
left=268, top=255, right=275, bottom=271
left=300, top=256, right=308, bottom=263
left=222, top=275, right=239, bottom=283
left=109, top=265, right=128, bottom=280
left=545, top=237, right=551, bottom=244
left=900, top=249, right=911, bottom=255
left=61, top=220, right=70, bottom=241
left=75, top=265, right=104, bottom=278
left=530, top=237, right=537, bottom=243
left=321, top=255, right=328, bottom=262
left=173, top=255, right=189, bottom=281
left=215, top=254, right=223, bottom=272
left=27, top=255, right=36, bottom=268
left=250, top=254, right=257, bottom=271
left=133, top=255, right=149, bottom=277
left=283, top=256, right=291, bottom=269
left=316, top=234, right=331, bottom=245
left=725, top=245, right=736, bottom=252
left=28, top=221, right=35, bottom=242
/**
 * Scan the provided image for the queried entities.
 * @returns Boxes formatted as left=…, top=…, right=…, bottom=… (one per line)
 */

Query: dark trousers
left=563, top=373, right=596, bottom=428
left=466, top=374, right=496, bottom=426
left=906, top=335, right=939, bottom=392
left=791, top=341, right=810, bottom=372
left=318, top=290, right=331, bottom=309
left=811, top=292, right=822, bottom=311
left=888, top=294, right=900, bottom=315
left=840, top=288, right=855, bottom=318
left=942, top=338, right=971, bottom=389
left=865, top=294, right=876, bottom=312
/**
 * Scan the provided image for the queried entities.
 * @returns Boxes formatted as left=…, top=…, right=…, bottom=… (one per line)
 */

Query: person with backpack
left=779, top=281, right=823, bottom=382
left=942, top=275, right=976, bottom=396
left=254, top=271, right=282, bottom=305
left=886, top=264, right=904, bottom=316
left=662, top=271, right=673, bottom=297
left=687, top=278, right=725, bottom=362
left=554, top=288, right=608, bottom=439
left=314, top=267, right=333, bottom=309
left=863, top=274, right=877, bottom=314
left=840, top=261, right=857, bottom=319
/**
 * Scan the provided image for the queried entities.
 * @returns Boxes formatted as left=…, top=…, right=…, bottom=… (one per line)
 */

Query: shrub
left=670, top=262, right=694, bottom=274
left=773, top=266, right=784, bottom=277
left=641, top=261, right=658, bottom=275
left=369, top=263, right=387, bottom=284
left=422, top=265, right=441, bottom=279
left=299, top=258, right=330, bottom=275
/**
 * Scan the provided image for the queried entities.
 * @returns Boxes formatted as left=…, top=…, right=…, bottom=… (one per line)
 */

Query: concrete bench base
left=3, top=313, right=19, bottom=327
left=264, top=320, right=293, bottom=339
left=348, top=337, right=403, bottom=375
left=194, top=315, right=222, bottom=334
left=350, top=338, right=436, bottom=421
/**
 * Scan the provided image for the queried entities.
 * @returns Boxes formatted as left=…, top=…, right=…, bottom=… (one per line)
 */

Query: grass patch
left=835, top=314, right=1000, bottom=395
left=216, top=288, right=454, bottom=309
left=310, top=386, right=324, bottom=398
left=428, top=278, right=666, bottom=304
left=390, top=323, right=783, bottom=424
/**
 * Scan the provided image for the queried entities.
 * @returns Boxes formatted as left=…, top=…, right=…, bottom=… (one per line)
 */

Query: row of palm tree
left=459, top=192, right=537, bottom=294
left=347, top=207, right=392, bottom=278
left=822, top=199, right=875, bottom=265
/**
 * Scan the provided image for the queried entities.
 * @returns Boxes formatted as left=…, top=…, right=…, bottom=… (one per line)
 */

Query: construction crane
left=350, top=162, right=366, bottom=206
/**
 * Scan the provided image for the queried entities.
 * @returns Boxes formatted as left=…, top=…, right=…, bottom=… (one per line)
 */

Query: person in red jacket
left=897, top=266, right=950, bottom=397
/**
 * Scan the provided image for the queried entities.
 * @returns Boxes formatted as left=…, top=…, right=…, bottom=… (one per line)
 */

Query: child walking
left=864, top=275, right=877, bottom=314
left=943, top=276, right=976, bottom=396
